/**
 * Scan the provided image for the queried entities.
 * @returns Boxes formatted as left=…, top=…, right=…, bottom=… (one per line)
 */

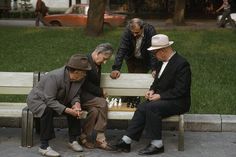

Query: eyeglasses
left=152, top=48, right=164, bottom=54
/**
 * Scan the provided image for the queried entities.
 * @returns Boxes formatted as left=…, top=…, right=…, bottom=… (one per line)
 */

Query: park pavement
left=0, top=127, right=236, bottom=157
left=0, top=19, right=218, bottom=29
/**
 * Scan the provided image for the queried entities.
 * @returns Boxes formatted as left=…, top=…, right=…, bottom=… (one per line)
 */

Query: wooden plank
left=0, top=103, right=26, bottom=117
left=0, top=72, right=34, bottom=94
left=104, top=88, right=148, bottom=96
left=108, top=103, right=136, bottom=112
left=108, top=111, right=134, bottom=120
left=101, top=73, right=153, bottom=89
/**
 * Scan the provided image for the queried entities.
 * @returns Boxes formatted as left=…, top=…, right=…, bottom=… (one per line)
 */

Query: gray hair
left=94, top=43, right=113, bottom=55
left=128, top=18, right=144, bottom=30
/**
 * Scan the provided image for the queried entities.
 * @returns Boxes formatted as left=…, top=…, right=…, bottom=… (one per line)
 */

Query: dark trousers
left=40, top=107, right=81, bottom=141
left=126, top=100, right=183, bottom=140
left=35, top=13, right=49, bottom=27
left=126, top=57, right=149, bottom=73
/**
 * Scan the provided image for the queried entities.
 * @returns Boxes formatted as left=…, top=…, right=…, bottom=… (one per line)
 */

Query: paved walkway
left=0, top=128, right=236, bottom=157
left=0, top=19, right=219, bottom=29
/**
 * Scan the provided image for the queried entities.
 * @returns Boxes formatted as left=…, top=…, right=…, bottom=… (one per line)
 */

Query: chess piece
left=108, top=98, right=114, bottom=108
left=118, top=98, right=122, bottom=107
left=114, top=98, right=118, bottom=107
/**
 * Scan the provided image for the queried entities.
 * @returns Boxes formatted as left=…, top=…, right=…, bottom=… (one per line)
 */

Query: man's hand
left=145, top=90, right=154, bottom=99
left=64, top=107, right=79, bottom=117
left=110, top=70, right=121, bottom=79
left=148, top=93, right=161, bottom=101
left=151, top=70, right=156, bottom=78
left=72, top=102, right=81, bottom=111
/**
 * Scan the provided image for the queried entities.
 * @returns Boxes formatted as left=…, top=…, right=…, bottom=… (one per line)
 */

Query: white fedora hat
left=147, top=34, right=174, bottom=51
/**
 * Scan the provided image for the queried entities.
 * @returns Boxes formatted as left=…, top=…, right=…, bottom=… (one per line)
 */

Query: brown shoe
left=95, top=140, right=115, bottom=151
left=79, top=137, right=94, bottom=149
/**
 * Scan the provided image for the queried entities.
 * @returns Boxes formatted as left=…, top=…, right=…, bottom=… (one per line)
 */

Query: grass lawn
left=0, top=26, right=236, bottom=114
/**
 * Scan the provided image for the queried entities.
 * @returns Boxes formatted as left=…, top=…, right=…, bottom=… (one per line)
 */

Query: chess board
left=108, top=103, right=136, bottom=112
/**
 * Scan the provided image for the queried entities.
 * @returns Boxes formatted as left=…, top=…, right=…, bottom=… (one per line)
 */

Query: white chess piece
left=118, top=98, right=122, bottom=107
left=113, top=98, right=118, bottom=107
left=108, top=98, right=114, bottom=108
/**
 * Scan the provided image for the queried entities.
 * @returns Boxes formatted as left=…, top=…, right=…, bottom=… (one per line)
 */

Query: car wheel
left=50, top=21, right=61, bottom=27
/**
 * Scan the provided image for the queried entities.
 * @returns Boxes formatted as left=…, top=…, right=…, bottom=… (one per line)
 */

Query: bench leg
left=178, top=114, right=184, bottom=151
left=21, top=107, right=28, bottom=147
left=21, top=107, right=34, bottom=147
left=27, top=109, right=34, bottom=147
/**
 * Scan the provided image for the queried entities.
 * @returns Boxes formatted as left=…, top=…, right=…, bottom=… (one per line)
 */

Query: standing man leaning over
left=27, top=54, right=91, bottom=157
left=110, top=18, right=157, bottom=103
left=80, top=43, right=114, bottom=150
left=114, top=34, right=191, bottom=155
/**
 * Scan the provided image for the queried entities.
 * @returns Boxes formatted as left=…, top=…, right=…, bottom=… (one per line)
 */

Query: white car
left=217, top=13, right=236, bottom=27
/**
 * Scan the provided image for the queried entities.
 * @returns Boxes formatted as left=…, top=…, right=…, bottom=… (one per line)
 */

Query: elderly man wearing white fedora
left=113, top=34, right=191, bottom=155
left=27, top=54, right=92, bottom=157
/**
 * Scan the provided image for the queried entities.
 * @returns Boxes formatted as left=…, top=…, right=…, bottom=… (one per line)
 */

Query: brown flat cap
left=66, top=54, right=91, bottom=71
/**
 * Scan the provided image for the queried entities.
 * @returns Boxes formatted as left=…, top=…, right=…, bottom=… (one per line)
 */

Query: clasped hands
left=64, top=102, right=83, bottom=118
left=145, top=90, right=161, bottom=101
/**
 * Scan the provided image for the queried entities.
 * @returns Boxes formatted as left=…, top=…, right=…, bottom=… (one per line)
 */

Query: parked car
left=44, top=4, right=127, bottom=27
left=217, top=13, right=236, bottom=27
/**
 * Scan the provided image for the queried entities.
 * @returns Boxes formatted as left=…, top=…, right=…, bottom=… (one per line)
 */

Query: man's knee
left=95, top=97, right=108, bottom=111
left=88, top=107, right=99, bottom=117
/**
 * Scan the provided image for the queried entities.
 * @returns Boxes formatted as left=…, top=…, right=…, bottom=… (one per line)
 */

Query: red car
left=44, top=4, right=127, bottom=27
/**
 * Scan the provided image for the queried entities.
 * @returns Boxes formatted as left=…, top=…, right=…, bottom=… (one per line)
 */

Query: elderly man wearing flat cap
left=27, top=54, right=91, bottom=157
left=114, top=34, right=191, bottom=155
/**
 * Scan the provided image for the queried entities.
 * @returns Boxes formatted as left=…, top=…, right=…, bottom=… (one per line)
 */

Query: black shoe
left=138, top=144, right=164, bottom=155
left=114, top=139, right=131, bottom=152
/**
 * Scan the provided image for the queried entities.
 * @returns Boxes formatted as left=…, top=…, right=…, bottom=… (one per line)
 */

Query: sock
left=151, top=139, right=163, bottom=148
left=122, top=135, right=132, bottom=144
left=40, top=140, right=49, bottom=149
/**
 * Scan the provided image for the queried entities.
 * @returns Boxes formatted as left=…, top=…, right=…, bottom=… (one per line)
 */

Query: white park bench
left=0, top=72, right=184, bottom=151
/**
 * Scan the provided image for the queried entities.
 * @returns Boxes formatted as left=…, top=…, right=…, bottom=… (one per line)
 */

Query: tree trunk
left=86, top=0, right=106, bottom=36
left=173, top=0, right=186, bottom=25
left=76, top=0, right=81, bottom=4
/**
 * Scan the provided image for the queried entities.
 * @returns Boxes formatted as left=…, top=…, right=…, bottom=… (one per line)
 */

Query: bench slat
left=101, top=73, right=153, bottom=89
left=108, top=111, right=180, bottom=121
left=0, top=72, right=34, bottom=94
left=103, top=88, right=148, bottom=96
left=0, top=103, right=26, bottom=117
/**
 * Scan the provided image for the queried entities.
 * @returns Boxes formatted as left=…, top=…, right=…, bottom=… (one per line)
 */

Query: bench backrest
left=0, top=72, right=154, bottom=97
left=100, top=73, right=154, bottom=96
left=0, top=72, right=37, bottom=95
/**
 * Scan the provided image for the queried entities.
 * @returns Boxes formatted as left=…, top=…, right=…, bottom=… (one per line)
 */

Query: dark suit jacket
left=81, top=54, right=103, bottom=103
left=150, top=52, right=191, bottom=113
left=112, top=23, right=157, bottom=71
